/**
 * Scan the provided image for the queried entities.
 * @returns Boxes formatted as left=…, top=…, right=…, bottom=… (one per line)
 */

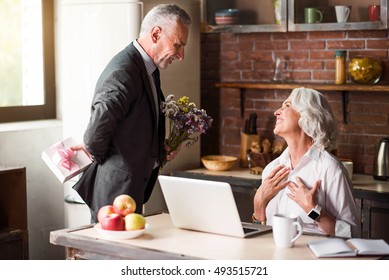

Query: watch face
left=308, top=210, right=320, bottom=220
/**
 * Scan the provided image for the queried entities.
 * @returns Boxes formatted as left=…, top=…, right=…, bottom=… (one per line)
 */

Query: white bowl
left=94, top=223, right=149, bottom=240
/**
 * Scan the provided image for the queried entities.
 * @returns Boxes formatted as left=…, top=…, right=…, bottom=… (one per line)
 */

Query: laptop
left=158, top=175, right=272, bottom=238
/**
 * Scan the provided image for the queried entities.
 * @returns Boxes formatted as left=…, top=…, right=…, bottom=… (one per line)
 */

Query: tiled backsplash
left=201, top=30, right=389, bottom=175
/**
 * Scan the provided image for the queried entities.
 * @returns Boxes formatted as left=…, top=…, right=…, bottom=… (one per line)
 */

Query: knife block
left=240, top=132, right=260, bottom=167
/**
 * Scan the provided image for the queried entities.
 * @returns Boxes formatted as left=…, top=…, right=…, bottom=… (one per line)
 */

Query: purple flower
left=160, top=95, right=213, bottom=167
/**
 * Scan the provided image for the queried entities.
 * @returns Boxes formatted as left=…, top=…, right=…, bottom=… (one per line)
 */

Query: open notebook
left=308, top=238, right=389, bottom=257
left=158, top=175, right=272, bottom=238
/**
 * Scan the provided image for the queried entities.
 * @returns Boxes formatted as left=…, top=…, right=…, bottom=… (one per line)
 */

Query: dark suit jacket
left=73, top=43, right=165, bottom=221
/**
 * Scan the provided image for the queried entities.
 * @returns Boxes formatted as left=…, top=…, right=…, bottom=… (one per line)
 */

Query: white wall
left=0, top=121, right=65, bottom=259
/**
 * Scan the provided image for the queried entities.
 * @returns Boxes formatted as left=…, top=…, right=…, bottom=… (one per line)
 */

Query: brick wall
left=201, top=30, right=389, bottom=175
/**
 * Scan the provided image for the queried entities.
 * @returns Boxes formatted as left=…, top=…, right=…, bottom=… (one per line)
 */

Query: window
left=0, top=0, right=55, bottom=123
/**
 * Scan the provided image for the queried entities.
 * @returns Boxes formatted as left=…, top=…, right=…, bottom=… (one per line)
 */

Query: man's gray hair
left=139, top=4, right=192, bottom=37
left=289, top=87, right=337, bottom=150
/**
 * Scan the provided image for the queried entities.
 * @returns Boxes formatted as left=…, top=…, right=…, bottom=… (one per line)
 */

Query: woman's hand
left=253, top=165, right=290, bottom=222
left=287, top=177, right=320, bottom=213
left=287, top=177, right=336, bottom=236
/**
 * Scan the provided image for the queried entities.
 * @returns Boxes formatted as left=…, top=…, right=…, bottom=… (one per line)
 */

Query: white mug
left=335, top=5, right=351, bottom=23
left=272, top=214, right=302, bottom=248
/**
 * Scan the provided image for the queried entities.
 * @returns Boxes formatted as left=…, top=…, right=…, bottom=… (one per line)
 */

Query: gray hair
left=139, top=4, right=192, bottom=37
left=289, top=87, right=337, bottom=150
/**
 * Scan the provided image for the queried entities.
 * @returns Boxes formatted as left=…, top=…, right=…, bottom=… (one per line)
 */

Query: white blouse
left=263, top=145, right=361, bottom=238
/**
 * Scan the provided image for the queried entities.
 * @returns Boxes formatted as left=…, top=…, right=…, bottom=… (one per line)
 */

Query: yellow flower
left=177, top=96, right=189, bottom=105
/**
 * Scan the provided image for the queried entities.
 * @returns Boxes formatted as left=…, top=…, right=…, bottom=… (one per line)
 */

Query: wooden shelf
left=216, top=82, right=389, bottom=123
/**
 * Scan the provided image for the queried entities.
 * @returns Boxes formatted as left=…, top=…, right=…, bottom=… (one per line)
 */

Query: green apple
left=124, top=213, right=146, bottom=230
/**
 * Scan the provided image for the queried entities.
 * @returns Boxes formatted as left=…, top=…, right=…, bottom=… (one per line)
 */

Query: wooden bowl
left=201, top=155, right=238, bottom=171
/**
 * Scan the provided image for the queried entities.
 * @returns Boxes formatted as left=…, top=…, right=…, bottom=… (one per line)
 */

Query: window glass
left=0, top=0, right=44, bottom=107
left=0, top=0, right=54, bottom=123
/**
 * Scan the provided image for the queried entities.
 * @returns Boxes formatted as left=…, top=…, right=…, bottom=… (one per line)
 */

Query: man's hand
left=164, top=143, right=182, bottom=161
left=71, top=143, right=93, bottom=161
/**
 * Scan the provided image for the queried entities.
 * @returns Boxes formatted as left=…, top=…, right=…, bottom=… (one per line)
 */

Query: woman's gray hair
left=289, top=87, right=337, bottom=150
left=139, top=4, right=192, bottom=37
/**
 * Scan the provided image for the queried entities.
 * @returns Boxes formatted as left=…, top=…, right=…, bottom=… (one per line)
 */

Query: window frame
left=0, top=0, right=55, bottom=123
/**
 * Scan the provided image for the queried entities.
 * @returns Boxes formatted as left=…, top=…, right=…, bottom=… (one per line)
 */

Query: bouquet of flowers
left=160, top=94, right=213, bottom=167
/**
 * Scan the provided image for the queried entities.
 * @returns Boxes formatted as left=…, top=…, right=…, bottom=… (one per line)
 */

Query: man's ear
left=151, top=26, right=161, bottom=43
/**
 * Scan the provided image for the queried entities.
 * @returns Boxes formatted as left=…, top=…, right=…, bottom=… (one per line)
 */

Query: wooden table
left=50, top=213, right=379, bottom=260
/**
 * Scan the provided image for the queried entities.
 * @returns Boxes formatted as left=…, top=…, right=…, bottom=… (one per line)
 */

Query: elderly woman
left=253, top=87, right=361, bottom=238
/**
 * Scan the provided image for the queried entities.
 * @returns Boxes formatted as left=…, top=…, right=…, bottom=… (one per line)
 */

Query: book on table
left=308, top=238, right=389, bottom=258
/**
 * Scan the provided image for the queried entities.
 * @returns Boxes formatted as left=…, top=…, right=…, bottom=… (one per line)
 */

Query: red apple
left=113, top=194, right=136, bottom=216
left=97, top=205, right=116, bottom=224
left=100, top=213, right=125, bottom=231
left=124, top=213, right=146, bottom=230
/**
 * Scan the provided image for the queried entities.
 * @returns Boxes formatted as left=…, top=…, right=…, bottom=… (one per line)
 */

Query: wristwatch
left=308, top=205, right=322, bottom=221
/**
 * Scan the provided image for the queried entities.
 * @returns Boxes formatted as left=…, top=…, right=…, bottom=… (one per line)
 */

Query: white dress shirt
left=263, top=145, right=361, bottom=238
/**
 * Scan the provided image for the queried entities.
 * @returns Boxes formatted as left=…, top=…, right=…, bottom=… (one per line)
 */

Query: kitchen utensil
left=272, top=214, right=302, bottom=248
left=374, top=137, right=389, bottom=181
left=340, top=159, right=353, bottom=179
left=248, top=113, right=257, bottom=134
left=273, top=0, right=282, bottom=24
left=335, top=5, right=351, bottom=23
left=368, top=5, right=380, bottom=21
left=304, top=7, right=323, bottom=23
left=335, top=50, right=347, bottom=84
left=247, top=150, right=278, bottom=168
left=201, top=155, right=238, bottom=171
left=215, top=9, right=238, bottom=25
left=94, top=223, right=149, bottom=240
left=348, top=57, right=382, bottom=84
left=244, top=113, right=257, bottom=134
